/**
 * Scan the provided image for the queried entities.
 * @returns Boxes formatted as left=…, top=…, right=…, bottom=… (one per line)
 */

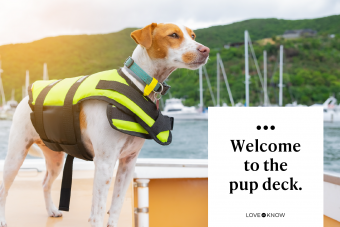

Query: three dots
left=257, top=125, right=275, bottom=130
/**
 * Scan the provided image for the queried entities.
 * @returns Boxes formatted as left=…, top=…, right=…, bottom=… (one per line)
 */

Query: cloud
left=0, top=0, right=339, bottom=45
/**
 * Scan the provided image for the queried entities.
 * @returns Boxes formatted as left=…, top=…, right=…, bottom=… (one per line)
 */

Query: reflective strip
left=74, top=70, right=155, bottom=127
left=73, top=69, right=129, bottom=104
left=156, top=130, right=169, bottom=143
left=31, top=80, right=59, bottom=105
left=31, top=69, right=156, bottom=127
left=112, top=93, right=155, bottom=126
left=112, top=119, right=149, bottom=134
left=43, top=76, right=82, bottom=106
left=143, top=77, right=158, bottom=96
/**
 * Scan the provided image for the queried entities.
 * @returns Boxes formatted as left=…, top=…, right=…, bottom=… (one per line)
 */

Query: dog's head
left=131, top=23, right=210, bottom=70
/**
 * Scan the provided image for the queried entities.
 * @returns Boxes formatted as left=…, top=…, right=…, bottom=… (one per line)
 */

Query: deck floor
left=325, top=215, right=340, bottom=227
left=1, top=170, right=134, bottom=227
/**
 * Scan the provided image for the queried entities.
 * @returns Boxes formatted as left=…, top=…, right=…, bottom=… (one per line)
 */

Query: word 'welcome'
left=231, top=139, right=301, bottom=152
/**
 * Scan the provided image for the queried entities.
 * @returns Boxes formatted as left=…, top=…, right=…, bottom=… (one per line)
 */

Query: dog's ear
left=131, top=23, right=157, bottom=49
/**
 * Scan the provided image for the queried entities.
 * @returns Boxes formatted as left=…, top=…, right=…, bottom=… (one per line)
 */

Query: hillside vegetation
left=195, top=14, right=340, bottom=48
left=170, top=35, right=340, bottom=107
left=0, top=15, right=340, bottom=107
left=0, top=28, right=137, bottom=101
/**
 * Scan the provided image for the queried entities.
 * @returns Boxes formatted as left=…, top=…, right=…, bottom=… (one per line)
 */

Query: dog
left=0, top=23, right=210, bottom=227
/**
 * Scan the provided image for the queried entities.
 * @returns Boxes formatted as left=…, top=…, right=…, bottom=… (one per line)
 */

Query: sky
left=0, top=0, right=339, bottom=46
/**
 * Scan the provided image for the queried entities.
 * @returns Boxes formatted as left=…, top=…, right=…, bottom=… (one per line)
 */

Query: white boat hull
left=162, top=111, right=208, bottom=120
left=324, top=110, right=340, bottom=122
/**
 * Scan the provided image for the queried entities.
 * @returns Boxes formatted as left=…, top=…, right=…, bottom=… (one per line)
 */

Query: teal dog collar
left=124, top=57, right=170, bottom=96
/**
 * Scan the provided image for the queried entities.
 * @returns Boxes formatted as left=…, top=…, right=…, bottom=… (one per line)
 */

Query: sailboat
left=310, top=96, right=340, bottom=122
left=0, top=57, right=16, bottom=120
left=0, top=89, right=18, bottom=120
left=0, top=59, right=34, bottom=120
left=162, top=66, right=211, bottom=120
left=162, top=98, right=204, bottom=120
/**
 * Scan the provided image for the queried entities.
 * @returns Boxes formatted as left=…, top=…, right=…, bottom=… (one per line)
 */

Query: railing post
left=135, top=179, right=150, bottom=227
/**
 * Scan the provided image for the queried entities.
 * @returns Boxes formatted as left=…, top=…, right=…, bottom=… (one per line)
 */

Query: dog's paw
left=88, top=217, right=104, bottom=227
left=47, top=206, right=62, bottom=217
left=0, top=218, right=7, bottom=227
left=106, top=219, right=117, bottom=227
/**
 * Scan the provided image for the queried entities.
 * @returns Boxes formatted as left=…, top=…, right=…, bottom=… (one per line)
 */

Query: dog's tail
left=28, top=144, right=44, bottom=158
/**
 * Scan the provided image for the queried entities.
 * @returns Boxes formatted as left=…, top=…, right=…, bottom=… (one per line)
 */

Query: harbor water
left=1, top=120, right=340, bottom=173
left=0, top=120, right=208, bottom=160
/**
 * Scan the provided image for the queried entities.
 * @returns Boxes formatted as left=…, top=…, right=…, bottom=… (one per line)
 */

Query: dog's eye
left=169, top=33, right=179, bottom=38
left=191, top=34, right=195, bottom=39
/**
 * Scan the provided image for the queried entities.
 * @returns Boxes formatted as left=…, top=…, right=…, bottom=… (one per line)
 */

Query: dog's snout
left=197, top=45, right=210, bottom=56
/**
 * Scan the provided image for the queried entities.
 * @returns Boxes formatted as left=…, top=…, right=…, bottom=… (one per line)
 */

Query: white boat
left=0, top=100, right=18, bottom=120
left=162, top=98, right=208, bottom=120
left=310, top=97, right=340, bottom=122
left=0, top=88, right=18, bottom=120
left=285, top=101, right=307, bottom=107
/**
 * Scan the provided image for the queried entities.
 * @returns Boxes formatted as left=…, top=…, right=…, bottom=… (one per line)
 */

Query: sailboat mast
left=218, top=56, right=234, bottom=106
left=263, top=50, right=267, bottom=106
left=11, top=89, right=15, bottom=101
left=43, top=63, right=49, bottom=80
left=203, top=66, right=216, bottom=106
left=199, top=66, right=203, bottom=112
left=0, top=57, right=6, bottom=106
left=22, top=86, right=25, bottom=100
left=25, top=70, right=30, bottom=97
left=216, top=53, right=220, bottom=106
left=245, top=30, right=249, bottom=107
left=279, top=45, right=283, bottom=106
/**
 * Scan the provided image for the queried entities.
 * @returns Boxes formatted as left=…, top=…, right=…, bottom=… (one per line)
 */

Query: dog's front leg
left=89, top=154, right=119, bottom=227
left=107, top=152, right=139, bottom=227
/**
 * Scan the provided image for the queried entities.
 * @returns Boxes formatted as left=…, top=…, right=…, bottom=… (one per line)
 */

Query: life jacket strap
left=59, top=155, right=74, bottom=211
left=33, top=80, right=61, bottom=142
left=96, top=80, right=158, bottom=118
left=63, top=75, right=90, bottom=146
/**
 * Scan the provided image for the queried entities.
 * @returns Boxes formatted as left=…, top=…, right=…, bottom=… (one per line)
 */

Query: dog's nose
left=197, top=45, right=210, bottom=57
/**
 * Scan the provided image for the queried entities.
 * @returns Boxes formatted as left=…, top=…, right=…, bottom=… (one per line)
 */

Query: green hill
left=0, top=28, right=137, bottom=102
left=170, top=36, right=340, bottom=107
left=0, top=15, right=340, bottom=106
left=195, top=14, right=340, bottom=48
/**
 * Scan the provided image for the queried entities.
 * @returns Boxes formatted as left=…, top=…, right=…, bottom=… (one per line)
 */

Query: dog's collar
left=124, top=57, right=170, bottom=96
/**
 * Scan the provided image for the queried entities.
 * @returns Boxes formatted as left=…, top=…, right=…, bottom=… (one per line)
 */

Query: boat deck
left=0, top=169, right=134, bottom=227
left=0, top=159, right=339, bottom=227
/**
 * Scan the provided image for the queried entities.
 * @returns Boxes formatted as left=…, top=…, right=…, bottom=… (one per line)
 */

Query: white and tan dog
left=0, top=23, right=209, bottom=227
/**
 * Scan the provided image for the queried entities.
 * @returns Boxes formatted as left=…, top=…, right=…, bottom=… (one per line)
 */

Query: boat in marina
left=162, top=98, right=208, bottom=120
left=0, top=61, right=49, bottom=121
left=161, top=65, right=210, bottom=120
left=310, top=97, right=340, bottom=122
left=0, top=100, right=18, bottom=120
left=0, top=58, right=19, bottom=120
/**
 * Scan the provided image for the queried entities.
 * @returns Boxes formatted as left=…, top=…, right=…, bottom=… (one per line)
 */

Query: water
left=1, top=120, right=340, bottom=174
left=140, top=120, right=208, bottom=159
left=324, top=122, right=340, bottom=173
left=0, top=120, right=208, bottom=160
left=0, top=120, right=11, bottom=159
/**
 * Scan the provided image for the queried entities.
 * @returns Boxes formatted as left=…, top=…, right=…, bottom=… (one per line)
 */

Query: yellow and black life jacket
left=28, top=68, right=173, bottom=211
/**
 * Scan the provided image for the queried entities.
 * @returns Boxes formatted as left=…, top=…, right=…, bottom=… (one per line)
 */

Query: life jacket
left=28, top=68, right=173, bottom=211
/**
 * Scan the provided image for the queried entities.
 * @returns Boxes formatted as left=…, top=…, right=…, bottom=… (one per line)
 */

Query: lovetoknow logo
left=246, top=213, right=286, bottom=218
